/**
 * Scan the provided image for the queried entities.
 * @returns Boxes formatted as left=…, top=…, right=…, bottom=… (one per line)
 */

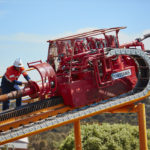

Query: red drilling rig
left=0, top=26, right=150, bottom=110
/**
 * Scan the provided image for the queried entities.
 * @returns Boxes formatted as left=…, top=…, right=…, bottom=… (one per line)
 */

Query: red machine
left=0, top=27, right=150, bottom=109
left=46, top=27, right=138, bottom=107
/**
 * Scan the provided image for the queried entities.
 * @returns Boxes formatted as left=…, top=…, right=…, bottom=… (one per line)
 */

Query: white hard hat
left=13, top=58, right=23, bottom=67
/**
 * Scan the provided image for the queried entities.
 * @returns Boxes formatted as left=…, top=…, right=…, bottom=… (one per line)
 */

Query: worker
left=1, top=58, right=31, bottom=110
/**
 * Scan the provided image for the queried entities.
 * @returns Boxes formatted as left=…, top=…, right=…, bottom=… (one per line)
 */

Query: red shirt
left=5, top=66, right=28, bottom=82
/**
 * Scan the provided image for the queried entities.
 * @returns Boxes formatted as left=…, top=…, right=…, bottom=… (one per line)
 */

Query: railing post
left=137, top=103, right=148, bottom=150
left=74, top=120, right=82, bottom=150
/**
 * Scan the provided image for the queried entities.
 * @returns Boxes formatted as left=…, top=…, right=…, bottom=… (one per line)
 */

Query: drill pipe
left=0, top=87, right=34, bottom=102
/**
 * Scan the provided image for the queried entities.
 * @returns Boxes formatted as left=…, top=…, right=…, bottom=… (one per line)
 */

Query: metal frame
left=74, top=103, right=148, bottom=150
left=0, top=92, right=149, bottom=149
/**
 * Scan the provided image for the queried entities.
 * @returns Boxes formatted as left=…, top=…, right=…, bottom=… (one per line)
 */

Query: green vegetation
left=28, top=125, right=72, bottom=150
left=60, top=123, right=150, bottom=150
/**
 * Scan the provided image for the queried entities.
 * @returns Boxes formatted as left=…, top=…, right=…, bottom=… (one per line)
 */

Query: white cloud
left=76, top=27, right=98, bottom=33
left=142, top=29, right=150, bottom=49
left=119, top=30, right=150, bottom=50
left=0, top=28, right=97, bottom=44
left=61, top=27, right=150, bottom=50
left=74, top=27, right=150, bottom=49
left=49, top=27, right=98, bottom=40
left=0, top=27, right=150, bottom=49
left=0, top=33, right=51, bottom=43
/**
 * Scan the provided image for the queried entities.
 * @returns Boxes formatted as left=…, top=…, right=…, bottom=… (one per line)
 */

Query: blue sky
left=0, top=0, right=150, bottom=77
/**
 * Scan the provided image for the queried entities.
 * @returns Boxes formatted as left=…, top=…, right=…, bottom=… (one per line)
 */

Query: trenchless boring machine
left=0, top=26, right=150, bottom=130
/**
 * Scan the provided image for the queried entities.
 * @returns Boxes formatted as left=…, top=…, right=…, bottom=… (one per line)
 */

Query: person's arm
left=21, top=67, right=31, bottom=82
left=24, top=74, right=31, bottom=81
left=13, top=79, right=29, bottom=87
left=13, top=80, right=22, bottom=85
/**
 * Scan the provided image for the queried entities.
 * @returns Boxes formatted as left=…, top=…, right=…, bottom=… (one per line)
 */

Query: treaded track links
left=0, top=97, right=63, bottom=121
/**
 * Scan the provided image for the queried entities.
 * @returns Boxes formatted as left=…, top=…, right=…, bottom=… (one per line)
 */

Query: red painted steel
left=28, top=61, right=57, bottom=99
left=0, top=27, right=146, bottom=108
left=46, top=27, right=138, bottom=107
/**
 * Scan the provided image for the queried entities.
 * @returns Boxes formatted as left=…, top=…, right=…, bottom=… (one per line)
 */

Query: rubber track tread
left=0, top=97, right=63, bottom=121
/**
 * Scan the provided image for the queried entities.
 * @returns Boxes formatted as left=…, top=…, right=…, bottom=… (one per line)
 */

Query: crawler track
left=0, top=96, right=63, bottom=121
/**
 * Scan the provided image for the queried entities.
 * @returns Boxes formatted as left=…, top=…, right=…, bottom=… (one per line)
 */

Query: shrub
left=60, top=123, right=150, bottom=150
